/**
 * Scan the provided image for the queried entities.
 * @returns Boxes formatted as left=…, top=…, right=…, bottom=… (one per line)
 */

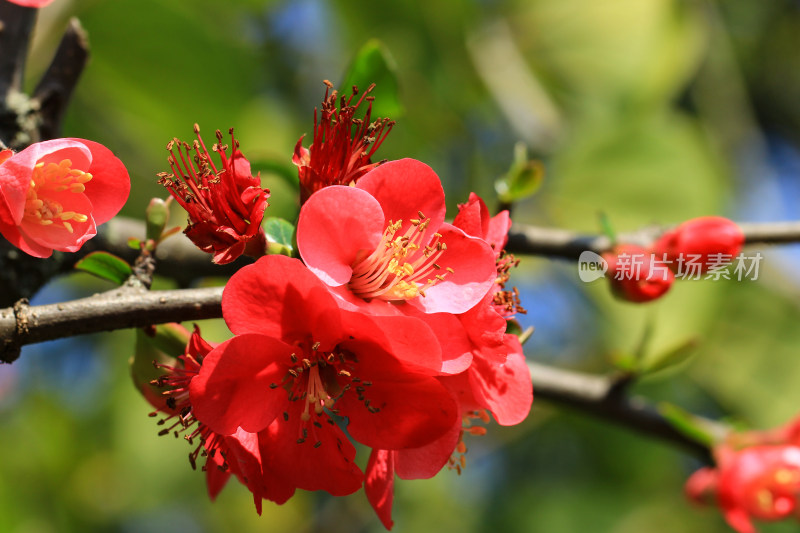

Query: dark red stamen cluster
left=293, top=81, right=394, bottom=203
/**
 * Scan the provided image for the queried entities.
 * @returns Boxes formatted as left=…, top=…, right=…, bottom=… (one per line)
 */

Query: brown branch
left=0, top=285, right=222, bottom=363
left=506, top=220, right=800, bottom=259
left=528, top=361, right=726, bottom=460
left=0, top=1, right=37, bottom=149
left=32, top=18, right=90, bottom=140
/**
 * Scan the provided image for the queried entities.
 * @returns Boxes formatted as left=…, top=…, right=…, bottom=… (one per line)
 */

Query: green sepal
left=264, top=216, right=295, bottom=256
left=495, top=142, right=545, bottom=203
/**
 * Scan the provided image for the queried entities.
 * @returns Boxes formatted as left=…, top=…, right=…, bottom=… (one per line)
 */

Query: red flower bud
left=653, top=216, right=744, bottom=274
left=602, top=244, right=674, bottom=303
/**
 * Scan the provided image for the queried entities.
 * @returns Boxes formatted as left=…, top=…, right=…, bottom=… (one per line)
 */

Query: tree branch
left=528, top=361, right=725, bottom=460
left=0, top=285, right=222, bottom=363
left=32, top=17, right=90, bottom=140
left=506, top=221, right=800, bottom=259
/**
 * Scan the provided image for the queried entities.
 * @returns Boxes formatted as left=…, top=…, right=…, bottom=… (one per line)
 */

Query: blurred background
left=3, top=0, right=800, bottom=531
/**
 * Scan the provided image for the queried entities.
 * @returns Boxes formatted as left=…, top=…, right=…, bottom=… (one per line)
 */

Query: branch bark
left=0, top=285, right=222, bottom=363
left=505, top=220, right=800, bottom=259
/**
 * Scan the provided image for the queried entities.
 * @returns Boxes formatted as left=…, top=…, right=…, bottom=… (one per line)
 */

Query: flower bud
left=602, top=244, right=674, bottom=303
left=653, top=216, right=744, bottom=274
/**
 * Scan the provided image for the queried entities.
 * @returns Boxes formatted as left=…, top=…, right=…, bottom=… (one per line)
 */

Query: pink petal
left=222, top=255, right=343, bottom=348
left=18, top=190, right=96, bottom=251
left=71, top=139, right=130, bottom=225
left=366, top=449, right=396, bottom=530
left=190, top=334, right=294, bottom=435
left=409, top=224, right=496, bottom=314
left=0, top=139, right=91, bottom=224
left=297, top=185, right=385, bottom=286
left=356, top=159, right=446, bottom=244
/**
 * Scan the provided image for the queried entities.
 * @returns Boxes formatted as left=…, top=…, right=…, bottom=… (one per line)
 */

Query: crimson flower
left=189, top=255, right=459, bottom=496
left=158, top=125, right=269, bottom=264
left=0, top=139, right=129, bottom=258
left=687, top=445, right=800, bottom=533
left=653, top=216, right=744, bottom=274
left=366, top=334, right=533, bottom=529
left=293, top=81, right=394, bottom=203
left=149, top=326, right=295, bottom=511
left=603, top=244, right=674, bottom=303
left=5, top=0, right=55, bottom=7
left=297, top=158, right=497, bottom=315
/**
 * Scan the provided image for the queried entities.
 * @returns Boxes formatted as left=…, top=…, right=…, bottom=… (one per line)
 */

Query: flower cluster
left=686, top=416, right=800, bottom=533
left=147, top=85, right=533, bottom=529
left=603, top=216, right=744, bottom=303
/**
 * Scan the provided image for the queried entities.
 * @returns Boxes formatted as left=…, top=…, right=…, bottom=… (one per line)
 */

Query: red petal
left=365, top=449, right=396, bottom=530
left=468, top=336, right=533, bottom=426
left=0, top=216, right=52, bottom=258
left=259, top=403, right=364, bottom=496
left=395, top=419, right=461, bottom=480
left=297, top=185, right=385, bottom=286
left=71, top=139, right=130, bottom=225
left=190, top=334, right=293, bottom=435
left=356, top=159, right=446, bottom=245
left=222, top=255, right=344, bottom=347
left=339, top=348, right=458, bottom=449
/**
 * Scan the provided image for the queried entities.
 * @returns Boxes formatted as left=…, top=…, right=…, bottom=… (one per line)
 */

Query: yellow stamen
left=23, top=159, right=92, bottom=232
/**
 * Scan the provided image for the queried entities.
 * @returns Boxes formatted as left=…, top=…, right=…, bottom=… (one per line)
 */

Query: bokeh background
left=3, top=0, right=800, bottom=531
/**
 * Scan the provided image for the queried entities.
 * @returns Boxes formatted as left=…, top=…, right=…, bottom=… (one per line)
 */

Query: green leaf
left=642, top=337, right=698, bottom=374
left=130, top=325, right=187, bottom=412
left=340, top=39, right=403, bottom=119
left=145, top=197, right=170, bottom=243
left=74, top=251, right=132, bottom=285
left=658, top=402, right=716, bottom=448
left=263, top=217, right=295, bottom=256
left=495, top=142, right=545, bottom=203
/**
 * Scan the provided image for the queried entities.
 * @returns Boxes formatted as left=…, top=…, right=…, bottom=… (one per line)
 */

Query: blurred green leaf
left=75, top=252, right=132, bottom=285
left=340, top=39, right=404, bottom=119
left=145, top=198, right=170, bottom=243
left=643, top=338, right=698, bottom=374
left=264, top=217, right=295, bottom=256
left=130, top=325, right=186, bottom=412
left=495, top=143, right=545, bottom=203
left=658, top=402, right=716, bottom=448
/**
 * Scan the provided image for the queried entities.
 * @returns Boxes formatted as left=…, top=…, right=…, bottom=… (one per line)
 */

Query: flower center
left=275, top=344, right=377, bottom=447
left=348, top=211, right=454, bottom=302
left=23, top=159, right=92, bottom=234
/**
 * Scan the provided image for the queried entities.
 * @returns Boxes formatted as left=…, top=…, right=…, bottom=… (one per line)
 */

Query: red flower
left=0, top=139, right=129, bottom=258
left=365, top=328, right=533, bottom=529
left=653, top=216, right=744, bottom=274
left=189, top=255, right=459, bottom=496
left=149, top=326, right=295, bottom=511
left=5, top=0, right=55, bottom=6
left=603, top=244, right=674, bottom=303
left=293, top=81, right=394, bottom=203
left=296, top=158, right=497, bottom=315
left=158, top=125, right=269, bottom=264
left=687, top=445, right=800, bottom=533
